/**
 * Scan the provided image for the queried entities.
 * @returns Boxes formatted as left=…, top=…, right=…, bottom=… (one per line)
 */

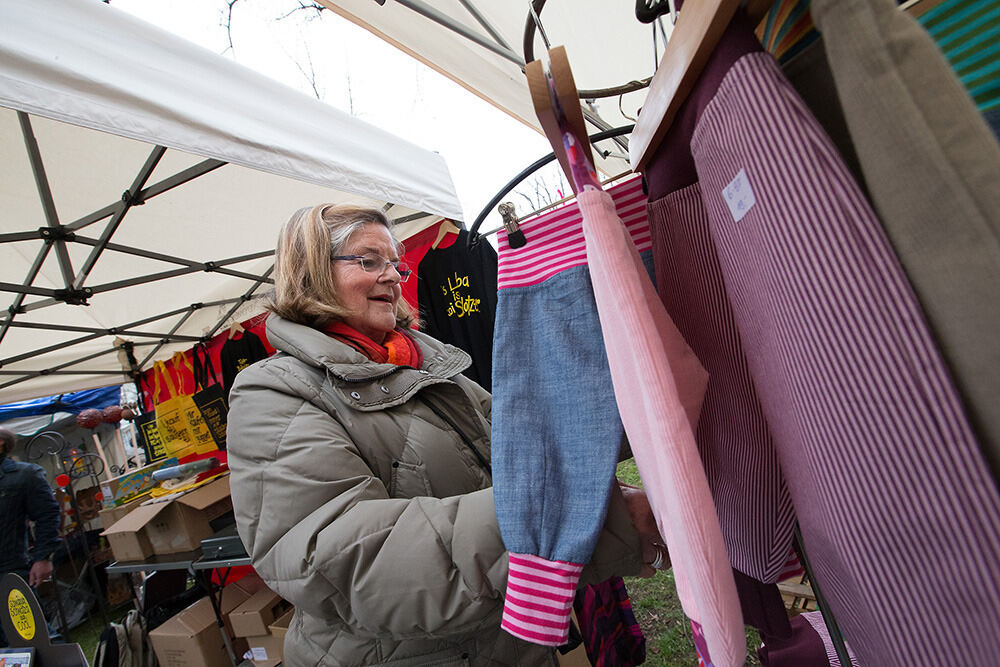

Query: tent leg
left=793, top=524, right=852, bottom=665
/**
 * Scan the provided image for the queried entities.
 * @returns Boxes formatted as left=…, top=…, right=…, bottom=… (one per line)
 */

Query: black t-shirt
left=416, top=230, right=498, bottom=390
left=219, top=330, right=270, bottom=399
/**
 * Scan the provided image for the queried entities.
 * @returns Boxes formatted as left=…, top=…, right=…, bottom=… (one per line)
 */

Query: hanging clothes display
left=416, top=228, right=498, bottom=390
left=757, top=611, right=860, bottom=667
left=644, top=7, right=801, bottom=633
left=492, top=177, right=653, bottom=647
left=579, top=187, right=744, bottom=666
left=811, top=0, right=1000, bottom=480
left=397, top=218, right=448, bottom=314
left=642, top=8, right=1000, bottom=667
left=913, top=0, right=1000, bottom=138
left=777, top=36, right=865, bottom=189
left=219, top=328, right=270, bottom=400
left=755, top=0, right=819, bottom=65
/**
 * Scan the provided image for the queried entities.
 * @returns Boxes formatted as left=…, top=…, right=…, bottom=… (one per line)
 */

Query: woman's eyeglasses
left=331, top=254, right=412, bottom=282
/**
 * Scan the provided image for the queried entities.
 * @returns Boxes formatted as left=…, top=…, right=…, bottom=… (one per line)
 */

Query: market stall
left=0, top=0, right=463, bottom=406
left=0, top=0, right=464, bottom=664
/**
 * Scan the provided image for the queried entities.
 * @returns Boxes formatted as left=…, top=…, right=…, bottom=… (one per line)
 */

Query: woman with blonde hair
left=227, top=203, right=661, bottom=666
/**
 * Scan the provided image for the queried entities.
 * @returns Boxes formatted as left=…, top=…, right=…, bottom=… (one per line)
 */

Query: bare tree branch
left=345, top=69, right=354, bottom=115
left=221, top=0, right=240, bottom=54
left=516, top=191, right=535, bottom=211
left=290, top=43, right=324, bottom=100
left=276, top=2, right=327, bottom=21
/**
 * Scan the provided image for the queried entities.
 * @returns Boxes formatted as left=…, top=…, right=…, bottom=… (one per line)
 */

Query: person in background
left=0, top=426, right=60, bottom=646
left=227, top=204, right=665, bottom=666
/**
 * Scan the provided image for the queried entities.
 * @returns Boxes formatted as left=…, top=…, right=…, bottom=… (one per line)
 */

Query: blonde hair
left=269, top=204, right=416, bottom=329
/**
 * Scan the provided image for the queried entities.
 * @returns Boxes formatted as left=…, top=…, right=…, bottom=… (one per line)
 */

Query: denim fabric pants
left=492, top=177, right=653, bottom=645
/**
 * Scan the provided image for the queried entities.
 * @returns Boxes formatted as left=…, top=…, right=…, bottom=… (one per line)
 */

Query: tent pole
left=71, top=235, right=272, bottom=281
left=205, top=266, right=274, bottom=340
left=72, top=146, right=166, bottom=290
left=0, top=242, right=51, bottom=345
left=2, top=320, right=202, bottom=342
left=387, top=0, right=525, bottom=67
left=139, top=309, right=199, bottom=369
left=794, top=525, right=852, bottom=664
left=17, top=112, right=76, bottom=290
left=65, top=159, right=226, bottom=232
left=455, top=0, right=514, bottom=52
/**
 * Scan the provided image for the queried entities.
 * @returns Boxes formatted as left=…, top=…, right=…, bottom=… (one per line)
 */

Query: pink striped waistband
left=497, top=176, right=651, bottom=290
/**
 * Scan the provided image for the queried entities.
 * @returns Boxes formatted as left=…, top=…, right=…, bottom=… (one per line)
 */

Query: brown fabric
left=812, top=0, right=1000, bottom=480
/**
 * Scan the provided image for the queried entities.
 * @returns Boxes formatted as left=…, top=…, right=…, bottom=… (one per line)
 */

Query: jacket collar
left=1, top=457, right=17, bottom=475
left=265, top=314, right=471, bottom=382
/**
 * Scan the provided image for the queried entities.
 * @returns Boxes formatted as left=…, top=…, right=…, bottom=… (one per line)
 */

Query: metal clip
left=498, top=202, right=527, bottom=249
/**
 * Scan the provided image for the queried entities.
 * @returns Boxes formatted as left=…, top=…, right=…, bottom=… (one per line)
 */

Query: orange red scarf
left=324, top=321, right=423, bottom=368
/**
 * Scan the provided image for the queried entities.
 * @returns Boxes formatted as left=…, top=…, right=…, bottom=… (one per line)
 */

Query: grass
left=619, top=459, right=762, bottom=666
left=67, top=610, right=109, bottom=661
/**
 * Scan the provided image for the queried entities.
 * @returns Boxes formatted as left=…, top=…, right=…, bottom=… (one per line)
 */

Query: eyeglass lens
left=361, top=255, right=411, bottom=281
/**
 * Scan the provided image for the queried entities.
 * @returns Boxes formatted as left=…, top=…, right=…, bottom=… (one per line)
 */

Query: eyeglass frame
left=331, top=253, right=413, bottom=282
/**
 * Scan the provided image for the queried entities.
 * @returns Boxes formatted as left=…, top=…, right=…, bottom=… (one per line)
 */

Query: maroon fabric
left=758, top=613, right=830, bottom=667
left=645, top=8, right=797, bottom=591
left=733, top=568, right=791, bottom=637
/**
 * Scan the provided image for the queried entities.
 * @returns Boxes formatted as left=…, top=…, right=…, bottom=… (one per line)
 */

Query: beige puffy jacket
left=227, top=315, right=643, bottom=666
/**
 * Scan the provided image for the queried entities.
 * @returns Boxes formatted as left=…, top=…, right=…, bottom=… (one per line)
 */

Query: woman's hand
left=619, top=481, right=669, bottom=578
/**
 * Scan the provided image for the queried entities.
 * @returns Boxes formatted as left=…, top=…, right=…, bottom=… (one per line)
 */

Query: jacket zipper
left=422, top=397, right=491, bottom=474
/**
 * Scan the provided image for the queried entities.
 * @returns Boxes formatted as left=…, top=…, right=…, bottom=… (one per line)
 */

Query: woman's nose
left=379, top=264, right=401, bottom=283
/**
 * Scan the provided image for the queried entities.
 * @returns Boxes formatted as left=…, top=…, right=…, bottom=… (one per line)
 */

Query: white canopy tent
left=320, top=0, right=673, bottom=177
left=0, top=0, right=463, bottom=404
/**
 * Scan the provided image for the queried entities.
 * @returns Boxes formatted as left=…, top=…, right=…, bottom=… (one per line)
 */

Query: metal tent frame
left=0, top=0, right=462, bottom=404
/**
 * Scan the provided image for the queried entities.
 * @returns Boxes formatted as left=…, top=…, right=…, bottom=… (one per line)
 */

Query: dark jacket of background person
left=227, top=314, right=644, bottom=666
left=0, top=455, right=61, bottom=575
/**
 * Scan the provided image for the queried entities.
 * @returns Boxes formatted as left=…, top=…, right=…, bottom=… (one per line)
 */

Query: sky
left=108, top=0, right=564, bottom=232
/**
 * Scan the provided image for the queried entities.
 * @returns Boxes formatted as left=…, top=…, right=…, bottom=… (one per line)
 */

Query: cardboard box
left=244, top=608, right=292, bottom=667
left=100, top=458, right=178, bottom=508
left=101, top=510, right=155, bottom=562
left=244, top=633, right=284, bottom=667
left=149, top=579, right=255, bottom=667
left=102, top=475, right=233, bottom=558
left=98, top=495, right=144, bottom=530
left=268, top=608, right=292, bottom=640
left=230, top=587, right=292, bottom=638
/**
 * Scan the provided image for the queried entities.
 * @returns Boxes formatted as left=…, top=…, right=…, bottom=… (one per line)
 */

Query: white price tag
left=723, top=168, right=756, bottom=222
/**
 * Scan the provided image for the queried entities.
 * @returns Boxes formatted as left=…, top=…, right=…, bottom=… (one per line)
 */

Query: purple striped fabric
left=501, top=553, right=582, bottom=646
left=648, top=48, right=1000, bottom=666
left=799, top=612, right=860, bottom=667
left=650, top=187, right=796, bottom=585
left=497, top=176, right=650, bottom=288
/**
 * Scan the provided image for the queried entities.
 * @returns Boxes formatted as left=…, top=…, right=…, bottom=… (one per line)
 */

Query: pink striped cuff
left=501, top=553, right=583, bottom=646
left=497, top=176, right=651, bottom=290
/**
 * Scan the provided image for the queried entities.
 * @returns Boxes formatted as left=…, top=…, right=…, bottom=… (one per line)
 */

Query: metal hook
left=528, top=1, right=551, bottom=52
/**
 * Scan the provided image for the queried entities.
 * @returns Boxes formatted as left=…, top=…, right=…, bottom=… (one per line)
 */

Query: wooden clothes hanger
left=228, top=320, right=245, bottom=339
left=526, top=45, right=603, bottom=194
left=629, top=0, right=775, bottom=171
left=431, top=219, right=461, bottom=249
